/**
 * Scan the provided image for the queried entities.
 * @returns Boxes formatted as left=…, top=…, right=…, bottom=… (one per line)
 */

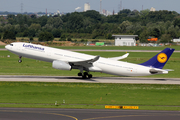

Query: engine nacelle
left=52, top=60, right=71, bottom=70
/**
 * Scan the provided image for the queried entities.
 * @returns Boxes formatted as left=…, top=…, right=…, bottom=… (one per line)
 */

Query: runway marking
left=0, top=110, right=78, bottom=120
left=83, top=113, right=180, bottom=120
left=83, top=115, right=150, bottom=120
left=48, top=113, right=78, bottom=120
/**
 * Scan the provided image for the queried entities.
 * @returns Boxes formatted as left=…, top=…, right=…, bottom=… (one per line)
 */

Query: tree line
left=0, top=9, right=180, bottom=43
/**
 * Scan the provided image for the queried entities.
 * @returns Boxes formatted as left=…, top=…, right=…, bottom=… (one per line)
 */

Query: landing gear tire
left=78, top=72, right=82, bottom=76
left=18, top=59, right=22, bottom=63
left=84, top=72, right=88, bottom=76
left=82, top=72, right=88, bottom=79
left=82, top=74, right=87, bottom=79
left=82, top=72, right=92, bottom=79
left=88, top=74, right=92, bottom=79
left=78, top=71, right=93, bottom=79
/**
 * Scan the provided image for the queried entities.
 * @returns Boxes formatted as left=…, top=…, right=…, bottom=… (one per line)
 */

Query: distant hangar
left=112, top=35, right=138, bottom=46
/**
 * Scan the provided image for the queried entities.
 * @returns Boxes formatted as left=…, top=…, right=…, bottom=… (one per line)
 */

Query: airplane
left=5, top=42, right=175, bottom=78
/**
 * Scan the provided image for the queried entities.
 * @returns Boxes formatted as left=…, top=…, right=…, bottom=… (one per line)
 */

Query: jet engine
left=52, top=60, right=71, bottom=70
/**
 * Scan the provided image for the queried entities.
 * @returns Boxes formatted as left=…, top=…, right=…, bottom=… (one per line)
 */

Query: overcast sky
left=0, top=0, right=180, bottom=13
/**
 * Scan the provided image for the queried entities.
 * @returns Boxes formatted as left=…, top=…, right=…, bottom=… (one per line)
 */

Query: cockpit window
left=10, top=44, right=13, bottom=46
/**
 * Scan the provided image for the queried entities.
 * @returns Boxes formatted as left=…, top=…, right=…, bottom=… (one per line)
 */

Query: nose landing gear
left=18, top=56, right=22, bottom=63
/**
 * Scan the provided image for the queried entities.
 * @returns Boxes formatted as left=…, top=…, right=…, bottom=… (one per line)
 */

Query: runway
left=0, top=108, right=180, bottom=120
left=0, top=75, right=180, bottom=84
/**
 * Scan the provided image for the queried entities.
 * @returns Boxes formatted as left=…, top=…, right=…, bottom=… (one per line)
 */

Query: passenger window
left=10, top=44, right=13, bottom=46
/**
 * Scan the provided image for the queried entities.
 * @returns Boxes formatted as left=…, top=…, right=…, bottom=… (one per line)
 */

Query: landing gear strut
left=18, top=56, right=22, bottom=63
left=77, top=72, right=93, bottom=79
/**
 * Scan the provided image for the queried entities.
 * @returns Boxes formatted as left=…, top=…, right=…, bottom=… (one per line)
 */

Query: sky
left=0, top=0, right=180, bottom=13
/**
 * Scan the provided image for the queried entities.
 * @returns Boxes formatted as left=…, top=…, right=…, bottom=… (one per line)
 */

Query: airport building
left=84, top=3, right=90, bottom=12
left=112, top=35, right=138, bottom=46
left=150, top=7, right=156, bottom=12
left=172, top=38, right=180, bottom=42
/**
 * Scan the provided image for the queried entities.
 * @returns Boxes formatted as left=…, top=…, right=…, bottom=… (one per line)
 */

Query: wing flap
left=69, top=55, right=100, bottom=65
left=69, top=55, right=101, bottom=71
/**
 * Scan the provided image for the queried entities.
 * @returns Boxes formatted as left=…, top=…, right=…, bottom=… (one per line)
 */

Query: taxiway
left=0, top=108, right=180, bottom=120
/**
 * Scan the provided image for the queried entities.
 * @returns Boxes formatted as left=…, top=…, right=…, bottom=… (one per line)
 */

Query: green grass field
left=0, top=45, right=5, bottom=48
left=0, top=82, right=180, bottom=110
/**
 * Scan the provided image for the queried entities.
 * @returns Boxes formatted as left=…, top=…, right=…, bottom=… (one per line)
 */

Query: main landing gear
left=78, top=72, right=92, bottom=79
left=18, top=56, right=22, bottom=63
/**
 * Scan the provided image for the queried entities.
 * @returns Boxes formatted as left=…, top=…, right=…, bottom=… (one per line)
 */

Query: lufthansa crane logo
left=157, top=53, right=167, bottom=63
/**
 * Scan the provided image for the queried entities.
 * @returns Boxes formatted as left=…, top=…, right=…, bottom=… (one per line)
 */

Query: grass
left=0, top=45, right=5, bottom=48
left=0, top=51, right=180, bottom=77
left=0, top=82, right=180, bottom=110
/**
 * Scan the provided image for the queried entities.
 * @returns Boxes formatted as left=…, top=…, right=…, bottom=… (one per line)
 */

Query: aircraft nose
left=5, top=45, right=9, bottom=50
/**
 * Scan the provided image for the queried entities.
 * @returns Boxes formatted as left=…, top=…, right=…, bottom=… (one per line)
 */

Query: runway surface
left=0, top=108, right=180, bottom=120
left=0, top=75, right=180, bottom=84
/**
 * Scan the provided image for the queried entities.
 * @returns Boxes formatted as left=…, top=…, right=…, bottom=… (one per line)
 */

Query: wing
left=69, top=55, right=102, bottom=72
left=70, top=55, right=100, bottom=64
left=109, top=53, right=129, bottom=61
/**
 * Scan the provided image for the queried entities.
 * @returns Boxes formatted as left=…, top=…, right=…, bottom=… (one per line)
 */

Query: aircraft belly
left=95, top=60, right=151, bottom=76
left=95, top=62, right=129, bottom=76
left=134, top=67, right=153, bottom=76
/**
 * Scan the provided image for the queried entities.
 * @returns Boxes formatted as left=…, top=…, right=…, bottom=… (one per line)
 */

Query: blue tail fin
left=140, top=48, right=175, bottom=69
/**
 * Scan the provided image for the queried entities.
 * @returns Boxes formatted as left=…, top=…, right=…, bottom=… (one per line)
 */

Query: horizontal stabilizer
left=164, top=69, right=174, bottom=71
left=109, top=53, right=129, bottom=61
left=149, top=68, right=168, bottom=74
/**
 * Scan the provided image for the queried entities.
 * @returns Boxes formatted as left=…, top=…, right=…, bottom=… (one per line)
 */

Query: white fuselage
left=5, top=42, right=162, bottom=76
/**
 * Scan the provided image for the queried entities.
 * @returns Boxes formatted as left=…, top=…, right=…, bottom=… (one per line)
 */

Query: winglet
left=140, top=48, right=175, bottom=69
left=88, top=55, right=100, bottom=63
left=109, top=53, right=129, bottom=61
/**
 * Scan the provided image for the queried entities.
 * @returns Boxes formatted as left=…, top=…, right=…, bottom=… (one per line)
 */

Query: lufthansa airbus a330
left=5, top=42, right=175, bottom=78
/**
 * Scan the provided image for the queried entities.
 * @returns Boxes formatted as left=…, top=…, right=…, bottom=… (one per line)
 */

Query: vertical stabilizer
left=140, top=48, right=175, bottom=69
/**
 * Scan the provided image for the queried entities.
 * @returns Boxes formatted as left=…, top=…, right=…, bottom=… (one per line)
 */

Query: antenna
left=118, top=0, right=122, bottom=12
left=120, top=0, right=122, bottom=11
left=100, top=0, right=102, bottom=14
left=21, top=2, right=23, bottom=13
